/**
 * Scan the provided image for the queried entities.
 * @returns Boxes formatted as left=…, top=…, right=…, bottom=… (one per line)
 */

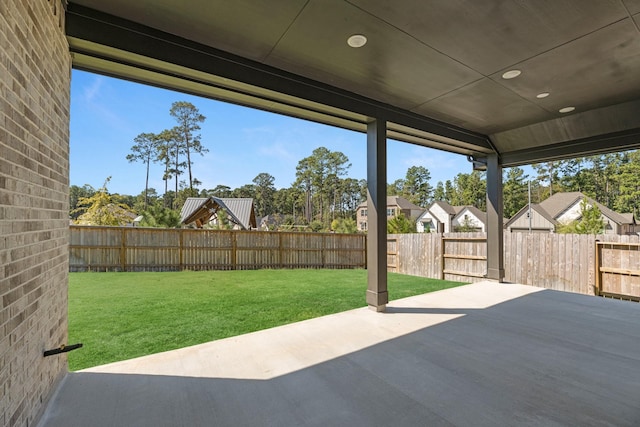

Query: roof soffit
left=67, top=0, right=640, bottom=162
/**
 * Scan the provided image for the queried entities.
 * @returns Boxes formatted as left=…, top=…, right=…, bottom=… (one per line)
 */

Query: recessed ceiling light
left=347, top=34, right=367, bottom=48
left=501, top=69, right=521, bottom=79
left=536, top=92, right=550, bottom=99
left=559, top=106, right=575, bottom=113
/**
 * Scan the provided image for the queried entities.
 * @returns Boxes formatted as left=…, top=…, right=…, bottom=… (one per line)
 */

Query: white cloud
left=82, top=76, right=104, bottom=103
left=78, top=76, right=133, bottom=134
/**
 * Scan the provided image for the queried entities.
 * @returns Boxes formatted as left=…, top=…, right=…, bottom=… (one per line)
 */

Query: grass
left=68, top=269, right=466, bottom=371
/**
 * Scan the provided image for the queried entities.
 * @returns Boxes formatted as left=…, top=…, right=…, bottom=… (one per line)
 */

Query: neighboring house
left=416, top=201, right=486, bottom=233
left=181, top=197, right=257, bottom=230
left=132, top=215, right=144, bottom=227
left=355, top=196, right=424, bottom=232
left=505, top=191, right=637, bottom=235
left=259, top=214, right=285, bottom=231
left=451, top=206, right=487, bottom=232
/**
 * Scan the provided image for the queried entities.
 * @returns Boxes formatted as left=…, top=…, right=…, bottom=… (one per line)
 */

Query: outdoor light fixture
left=467, top=155, right=487, bottom=171
left=347, top=34, right=367, bottom=48
left=559, top=106, right=575, bottom=113
left=536, top=92, right=550, bottom=98
left=501, top=69, right=521, bottom=79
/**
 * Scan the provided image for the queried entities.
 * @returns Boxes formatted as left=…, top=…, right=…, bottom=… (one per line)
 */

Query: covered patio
left=40, top=282, right=640, bottom=426
left=65, top=0, right=640, bottom=310
left=3, top=2, right=640, bottom=426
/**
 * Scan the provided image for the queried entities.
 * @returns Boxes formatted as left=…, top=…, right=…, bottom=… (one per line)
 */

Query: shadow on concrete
left=40, top=288, right=640, bottom=427
left=384, top=307, right=480, bottom=314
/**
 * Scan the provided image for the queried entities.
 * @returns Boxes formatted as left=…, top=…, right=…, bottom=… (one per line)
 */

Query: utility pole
left=528, top=180, right=532, bottom=233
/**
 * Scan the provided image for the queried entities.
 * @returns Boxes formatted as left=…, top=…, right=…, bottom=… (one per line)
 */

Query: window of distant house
left=387, top=208, right=394, bottom=216
left=361, top=209, right=367, bottom=217
left=360, top=222, right=367, bottom=230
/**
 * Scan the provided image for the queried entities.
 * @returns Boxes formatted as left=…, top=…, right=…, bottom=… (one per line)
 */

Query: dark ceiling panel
left=491, top=99, right=640, bottom=153
left=67, top=0, right=640, bottom=164
left=348, top=0, right=627, bottom=75
left=490, top=19, right=640, bottom=116
left=623, top=0, right=640, bottom=14
left=66, top=5, right=492, bottom=153
left=413, top=79, right=552, bottom=134
left=69, top=0, right=307, bottom=61
left=501, top=128, right=640, bottom=167
left=264, top=0, right=482, bottom=110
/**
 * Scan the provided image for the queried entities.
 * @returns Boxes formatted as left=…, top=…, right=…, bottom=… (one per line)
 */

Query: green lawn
left=68, top=269, right=465, bottom=370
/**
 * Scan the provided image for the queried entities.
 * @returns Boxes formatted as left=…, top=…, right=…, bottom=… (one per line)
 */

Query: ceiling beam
left=66, top=3, right=493, bottom=153
left=501, top=128, right=640, bottom=167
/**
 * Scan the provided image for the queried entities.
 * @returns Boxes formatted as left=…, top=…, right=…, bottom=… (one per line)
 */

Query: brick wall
left=0, top=0, right=71, bottom=426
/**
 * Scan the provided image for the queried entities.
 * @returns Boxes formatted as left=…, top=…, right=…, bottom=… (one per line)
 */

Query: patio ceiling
left=66, top=0, right=640, bottom=166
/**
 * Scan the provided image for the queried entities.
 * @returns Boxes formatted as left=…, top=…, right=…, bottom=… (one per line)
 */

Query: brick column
left=0, top=1, right=71, bottom=426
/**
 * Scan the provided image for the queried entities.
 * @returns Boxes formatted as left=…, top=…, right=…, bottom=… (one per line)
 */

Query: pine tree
left=503, top=167, right=529, bottom=218
left=126, top=132, right=158, bottom=210
left=169, top=101, right=208, bottom=193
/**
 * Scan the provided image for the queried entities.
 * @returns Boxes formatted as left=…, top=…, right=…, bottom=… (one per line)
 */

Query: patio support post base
left=366, top=290, right=388, bottom=312
left=368, top=303, right=387, bottom=312
left=487, top=268, right=506, bottom=282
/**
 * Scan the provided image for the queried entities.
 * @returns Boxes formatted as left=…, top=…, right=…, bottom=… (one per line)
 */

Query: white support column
left=366, top=119, right=388, bottom=311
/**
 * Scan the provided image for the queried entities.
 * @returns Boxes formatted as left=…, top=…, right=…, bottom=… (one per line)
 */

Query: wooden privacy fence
left=69, top=226, right=366, bottom=272
left=386, top=233, right=487, bottom=283
left=389, top=232, right=640, bottom=300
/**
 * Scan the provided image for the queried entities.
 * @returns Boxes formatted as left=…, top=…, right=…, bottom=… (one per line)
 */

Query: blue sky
left=70, top=69, right=480, bottom=196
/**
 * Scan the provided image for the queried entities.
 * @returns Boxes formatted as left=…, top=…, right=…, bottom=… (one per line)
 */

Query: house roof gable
left=453, top=206, right=487, bottom=225
left=504, top=203, right=557, bottom=228
left=541, top=192, right=633, bottom=225
left=181, top=197, right=256, bottom=229
left=357, top=196, right=424, bottom=211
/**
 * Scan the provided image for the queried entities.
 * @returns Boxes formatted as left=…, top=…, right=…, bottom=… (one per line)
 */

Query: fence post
left=120, top=227, right=127, bottom=272
left=594, top=239, right=600, bottom=296
left=322, top=234, right=326, bottom=268
left=440, top=234, right=445, bottom=280
left=179, top=229, right=184, bottom=271
left=231, top=231, right=237, bottom=270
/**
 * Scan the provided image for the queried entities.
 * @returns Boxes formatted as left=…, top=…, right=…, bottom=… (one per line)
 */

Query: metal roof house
left=181, top=197, right=257, bottom=230
left=505, top=192, right=638, bottom=234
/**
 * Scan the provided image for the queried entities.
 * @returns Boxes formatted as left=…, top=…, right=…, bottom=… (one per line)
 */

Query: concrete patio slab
left=38, top=282, right=640, bottom=426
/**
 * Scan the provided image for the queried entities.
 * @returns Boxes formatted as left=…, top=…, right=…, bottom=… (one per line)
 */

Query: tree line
left=70, top=100, right=639, bottom=231
left=499, top=152, right=640, bottom=219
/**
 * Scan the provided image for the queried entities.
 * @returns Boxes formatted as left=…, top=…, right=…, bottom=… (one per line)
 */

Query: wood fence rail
left=389, top=232, right=640, bottom=301
left=69, top=226, right=366, bottom=272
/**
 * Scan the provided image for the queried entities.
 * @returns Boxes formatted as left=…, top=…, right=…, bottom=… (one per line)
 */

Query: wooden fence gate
left=595, top=241, right=640, bottom=302
left=441, top=235, right=487, bottom=282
